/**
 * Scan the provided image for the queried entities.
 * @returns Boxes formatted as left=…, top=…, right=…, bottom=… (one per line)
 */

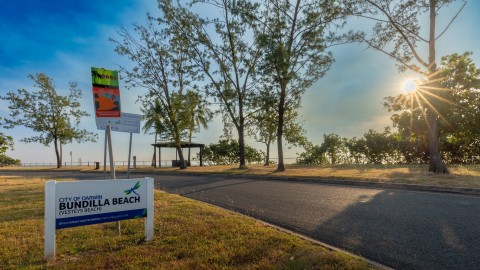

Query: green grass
left=135, top=164, right=480, bottom=189
left=4, top=163, right=480, bottom=189
left=0, top=175, right=374, bottom=269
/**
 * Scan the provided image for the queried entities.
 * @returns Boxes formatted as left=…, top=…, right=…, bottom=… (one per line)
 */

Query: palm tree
left=141, top=99, right=168, bottom=167
left=184, top=91, right=213, bottom=164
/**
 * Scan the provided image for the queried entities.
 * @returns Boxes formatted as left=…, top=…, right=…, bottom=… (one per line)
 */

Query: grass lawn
left=0, top=175, right=374, bottom=270
left=4, top=163, right=480, bottom=189
left=134, top=164, right=479, bottom=189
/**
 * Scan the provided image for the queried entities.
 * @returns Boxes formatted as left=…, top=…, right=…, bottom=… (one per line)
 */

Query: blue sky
left=1, top=0, right=479, bottom=165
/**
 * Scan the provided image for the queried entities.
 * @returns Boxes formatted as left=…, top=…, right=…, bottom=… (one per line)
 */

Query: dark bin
left=94, top=162, right=100, bottom=170
left=172, top=160, right=188, bottom=167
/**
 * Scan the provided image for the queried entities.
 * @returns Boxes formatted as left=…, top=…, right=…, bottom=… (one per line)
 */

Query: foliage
left=0, top=132, right=20, bottom=166
left=158, top=0, right=263, bottom=169
left=248, top=86, right=308, bottom=165
left=0, top=155, right=20, bottom=166
left=111, top=13, right=209, bottom=169
left=0, top=132, right=14, bottom=155
left=0, top=73, right=96, bottom=168
left=362, top=128, right=395, bottom=164
left=184, top=91, right=214, bottom=162
left=297, top=129, right=416, bottom=165
left=385, top=52, right=480, bottom=165
left=344, top=137, right=366, bottom=165
left=296, top=145, right=326, bottom=165
left=255, top=0, right=360, bottom=171
left=297, top=134, right=348, bottom=165
left=358, top=0, right=467, bottom=173
left=201, top=139, right=263, bottom=165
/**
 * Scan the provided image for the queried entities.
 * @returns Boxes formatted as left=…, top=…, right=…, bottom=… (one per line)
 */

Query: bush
left=200, top=139, right=263, bottom=165
left=0, top=155, right=21, bottom=166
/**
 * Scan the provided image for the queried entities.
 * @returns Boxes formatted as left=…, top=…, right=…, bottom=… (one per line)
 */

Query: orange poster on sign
left=92, top=87, right=121, bottom=117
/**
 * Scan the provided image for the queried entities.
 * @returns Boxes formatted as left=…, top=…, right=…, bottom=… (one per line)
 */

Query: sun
left=401, top=78, right=418, bottom=94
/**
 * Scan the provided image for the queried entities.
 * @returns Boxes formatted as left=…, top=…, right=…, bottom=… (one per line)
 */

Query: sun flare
left=401, top=78, right=418, bottom=94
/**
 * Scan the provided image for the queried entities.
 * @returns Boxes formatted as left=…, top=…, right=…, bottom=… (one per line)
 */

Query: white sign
left=96, top=112, right=141, bottom=133
left=44, top=178, right=154, bottom=260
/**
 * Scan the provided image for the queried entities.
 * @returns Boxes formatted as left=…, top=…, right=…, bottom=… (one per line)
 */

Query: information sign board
left=44, top=178, right=154, bottom=260
left=91, top=67, right=121, bottom=118
left=96, top=113, right=141, bottom=133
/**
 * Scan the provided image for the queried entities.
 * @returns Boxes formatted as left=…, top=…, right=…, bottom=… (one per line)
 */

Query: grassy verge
left=3, top=163, right=480, bottom=189
left=0, top=175, right=373, bottom=269
left=136, top=164, right=480, bottom=189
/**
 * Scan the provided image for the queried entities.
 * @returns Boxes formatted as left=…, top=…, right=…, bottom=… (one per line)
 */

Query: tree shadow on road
left=309, top=190, right=480, bottom=269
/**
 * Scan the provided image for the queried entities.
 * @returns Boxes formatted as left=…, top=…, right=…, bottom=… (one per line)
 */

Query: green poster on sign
left=91, top=67, right=119, bottom=88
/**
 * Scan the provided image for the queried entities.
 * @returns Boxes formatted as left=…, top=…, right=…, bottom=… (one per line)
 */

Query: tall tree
left=256, top=0, right=358, bottom=171
left=1, top=73, right=96, bottom=168
left=112, top=14, right=202, bottom=169
left=159, top=0, right=263, bottom=168
left=358, top=0, right=467, bottom=173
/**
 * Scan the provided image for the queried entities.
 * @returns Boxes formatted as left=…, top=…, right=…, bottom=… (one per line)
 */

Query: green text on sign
left=91, top=67, right=119, bottom=88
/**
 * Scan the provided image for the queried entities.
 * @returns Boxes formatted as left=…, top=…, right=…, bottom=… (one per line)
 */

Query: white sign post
left=44, top=177, right=154, bottom=261
left=96, top=113, right=141, bottom=179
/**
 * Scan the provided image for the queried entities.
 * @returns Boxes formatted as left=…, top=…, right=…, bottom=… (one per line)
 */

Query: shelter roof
left=151, top=141, right=205, bottom=148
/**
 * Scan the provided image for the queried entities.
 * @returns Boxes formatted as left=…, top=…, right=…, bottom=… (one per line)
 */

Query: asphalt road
left=5, top=171, right=480, bottom=269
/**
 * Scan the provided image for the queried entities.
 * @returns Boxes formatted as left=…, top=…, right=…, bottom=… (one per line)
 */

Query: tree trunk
left=152, top=133, right=157, bottom=167
left=264, top=140, right=270, bottom=166
left=427, top=0, right=448, bottom=174
left=427, top=111, right=448, bottom=173
left=188, top=129, right=193, bottom=165
left=54, top=138, right=62, bottom=168
left=238, top=126, right=246, bottom=168
left=176, top=146, right=187, bottom=169
left=171, top=119, right=187, bottom=169
left=276, top=85, right=286, bottom=172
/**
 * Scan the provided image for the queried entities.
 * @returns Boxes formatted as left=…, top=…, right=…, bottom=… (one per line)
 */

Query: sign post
left=44, top=178, right=154, bottom=261
left=91, top=68, right=141, bottom=234
left=127, top=132, right=133, bottom=179
left=96, top=112, right=141, bottom=179
left=91, top=67, right=121, bottom=179
left=92, top=67, right=123, bottom=233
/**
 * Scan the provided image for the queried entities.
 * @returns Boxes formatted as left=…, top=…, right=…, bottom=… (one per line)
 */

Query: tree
left=320, top=133, right=344, bottom=164
left=1, top=73, right=96, bottom=168
left=0, top=132, right=20, bottom=166
left=112, top=14, right=203, bottom=169
left=437, top=52, right=480, bottom=163
left=256, top=0, right=358, bottom=172
left=345, top=137, right=367, bottom=164
left=141, top=98, right=170, bottom=167
left=385, top=52, right=480, bottom=164
left=249, top=85, right=309, bottom=166
left=157, top=0, right=263, bottom=168
left=248, top=87, right=278, bottom=166
left=184, top=91, right=213, bottom=164
left=362, top=128, right=395, bottom=164
left=358, top=0, right=467, bottom=173
left=296, top=144, right=326, bottom=165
